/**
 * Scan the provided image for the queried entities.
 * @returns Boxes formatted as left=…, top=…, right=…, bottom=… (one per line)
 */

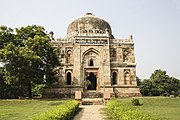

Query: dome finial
left=85, top=12, right=93, bottom=16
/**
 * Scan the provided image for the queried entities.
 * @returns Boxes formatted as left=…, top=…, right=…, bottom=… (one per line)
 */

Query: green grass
left=1, top=97, right=180, bottom=120
left=0, top=99, right=65, bottom=120
left=118, top=97, right=180, bottom=120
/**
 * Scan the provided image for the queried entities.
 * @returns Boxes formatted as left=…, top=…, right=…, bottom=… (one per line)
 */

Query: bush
left=32, top=84, right=45, bottom=97
left=106, top=100, right=157, bottom=120
left=131, top=98, right=140, bottom=106
left=32, top=100, right=79, bottom=120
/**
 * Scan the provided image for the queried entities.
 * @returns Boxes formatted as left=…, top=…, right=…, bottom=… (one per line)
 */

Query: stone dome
left=67, top=13, right=112, bottom=37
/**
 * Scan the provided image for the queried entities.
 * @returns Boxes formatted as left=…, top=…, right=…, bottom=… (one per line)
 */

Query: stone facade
left=43, top=13, right=141, bottom=98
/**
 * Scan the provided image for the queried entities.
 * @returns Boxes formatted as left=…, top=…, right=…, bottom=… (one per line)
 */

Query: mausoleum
left=43, top=13, right=141, bottom=98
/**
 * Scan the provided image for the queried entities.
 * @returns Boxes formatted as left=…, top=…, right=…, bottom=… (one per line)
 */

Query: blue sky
left=1, top=0, right=180, bottom=79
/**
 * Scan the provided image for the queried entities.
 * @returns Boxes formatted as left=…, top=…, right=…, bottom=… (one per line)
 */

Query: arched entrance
left=66, top=72, right=71, bottom=85
left=112, top=72, right=117, bottom=85
left=86, top=72, right=97, bottom=90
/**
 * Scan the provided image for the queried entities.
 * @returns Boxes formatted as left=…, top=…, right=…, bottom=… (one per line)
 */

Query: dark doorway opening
left=86, top=72, right=97, bottom=90
left=66, top=72, right=71, bottom=85
left=112, top=72, right=117, bottom=84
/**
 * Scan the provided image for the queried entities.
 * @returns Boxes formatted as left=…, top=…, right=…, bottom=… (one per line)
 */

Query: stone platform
left=81, top=98, right=104, bottom=105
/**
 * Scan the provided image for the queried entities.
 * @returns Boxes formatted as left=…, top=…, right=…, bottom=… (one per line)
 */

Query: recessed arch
left=123, top=49, right=129, bottom=62
left=86, top=72, right=97, bottom=90
left=66, top=72, right=72, bottom=85
left=83, top=48, right=99, bottom=57
left=112, top=72, right=117, bottom=85
left=124, top=70, right=130, bottom=85
left=67, top=50, right=72, bottom=64
left=89, top=59, right=94, bottom=66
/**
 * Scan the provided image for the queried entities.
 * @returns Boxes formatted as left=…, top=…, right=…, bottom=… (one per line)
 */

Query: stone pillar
left=73, top=45, right=81, bottom=86
left=102, top=46, right=111, bottom=86
left=118, top=69, right=124, bottom=85
left=117, top=47, right=123, bottom=63
left=131, top=68, right=137, bottom=86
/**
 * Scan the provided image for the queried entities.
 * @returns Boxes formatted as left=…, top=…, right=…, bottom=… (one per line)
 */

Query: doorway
left=86, top=72, right=97, bottom=90
left=66, top=72, right=71, bottom=85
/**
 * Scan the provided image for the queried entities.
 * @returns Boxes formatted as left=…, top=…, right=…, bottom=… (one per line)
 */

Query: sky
left=0, top=0, right=180, bottom=79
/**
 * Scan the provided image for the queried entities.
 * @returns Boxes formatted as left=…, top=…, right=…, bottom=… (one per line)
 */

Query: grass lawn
left=119, top=97, right=180, bottom=120
left=0, top=99, right=65, bottom=120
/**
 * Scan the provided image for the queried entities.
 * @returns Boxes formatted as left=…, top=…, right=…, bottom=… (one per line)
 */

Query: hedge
left=32, top=100, right=79, bottom=120
left=106, top=100, right=158, bottom=120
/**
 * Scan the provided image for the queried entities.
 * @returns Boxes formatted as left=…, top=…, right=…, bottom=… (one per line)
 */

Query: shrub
left=32, top=100, right=79, bottom=120
left=131, top=98, right=140, bottom=106
left=32, top=84, right=45, bottom=97
left=106, top=100, right=157, bottom=120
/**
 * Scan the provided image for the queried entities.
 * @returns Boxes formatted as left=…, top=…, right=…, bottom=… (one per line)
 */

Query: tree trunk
left=28, top=80, right=32, bottom=98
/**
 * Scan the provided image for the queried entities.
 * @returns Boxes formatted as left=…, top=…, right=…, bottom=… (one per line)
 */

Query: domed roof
left=67, top=13, right=112, bottom=37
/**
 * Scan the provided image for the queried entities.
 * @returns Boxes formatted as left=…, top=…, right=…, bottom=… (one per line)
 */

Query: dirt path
left=73, top=105, right=106, bottom=120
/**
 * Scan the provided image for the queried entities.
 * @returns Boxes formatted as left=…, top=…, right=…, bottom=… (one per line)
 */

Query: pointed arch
left=66, top=72, right=71, bottom=85
left=112, top=72, right=117, bottom=85
left=89, top=59, right=94, bottom=66
left=86, top=72, right=97, bottom=90
left=124, top=70, right=130, bottom=85
left=123, top=49, right=129, bottom=62
left=67, top=50, right=72, bottom=64
left=83, top=48, right=99, bottom=57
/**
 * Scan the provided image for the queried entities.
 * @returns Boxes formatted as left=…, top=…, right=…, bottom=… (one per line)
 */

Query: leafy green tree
left=25, top=35, right=59, bottom=85
left=150, top=70, right=169, bottom=81
left=150, top=69, right=175, bottom=96
left=167, top=77, right=180, bottom=96
left=0, top=67, right=5, bottom=98
left=1, top=41, right=42, bottom=97
left=140, top=69, right=180, bottom=96
left=0, top=25, right=59, bottom=98
left=0, top=26, right=15, bottom=49
left=140, top=79, right=153, bottom=96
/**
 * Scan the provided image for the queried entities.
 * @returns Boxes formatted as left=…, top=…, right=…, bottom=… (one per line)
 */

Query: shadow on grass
left=70, top=107, right=83, bottom=120
left=132, top=103, right=143, bottom=106
left=101, top=107, right=113, bottom=120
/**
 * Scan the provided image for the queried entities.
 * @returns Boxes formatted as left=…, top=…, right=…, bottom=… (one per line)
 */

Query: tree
left=0, top=67, right=5, bottom=98
left=0, top=25, right=59, bottom=98
left=0, top=26, right=15, bottom=49
left=150, top=70, right=168, bottom=95
left=167, top=77, right=180, bottom=96
left=140, top=79, right=153, bottom=96
left=25, top=35, right=59, bottom=85
left=140, top=69, right=180, bottom=96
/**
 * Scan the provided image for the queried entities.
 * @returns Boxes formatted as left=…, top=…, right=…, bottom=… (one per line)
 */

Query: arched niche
left=112, top=72, right=117, bottom=85
left=66, top=72, right=72, bottom=85
left=89, top=59, right=94, bottom=66
left=83, top=48, right=99, bottom=67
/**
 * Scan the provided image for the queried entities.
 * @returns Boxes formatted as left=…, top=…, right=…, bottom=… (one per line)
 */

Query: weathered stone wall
left=43, top=13, right=141, bottom=98
left=43, top=87, right=83, bottom=98
left=114, top=87, right=142, bottom=97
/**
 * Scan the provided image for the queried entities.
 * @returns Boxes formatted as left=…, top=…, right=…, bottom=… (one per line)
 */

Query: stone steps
left=82, top=98, right=104, bottom=105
